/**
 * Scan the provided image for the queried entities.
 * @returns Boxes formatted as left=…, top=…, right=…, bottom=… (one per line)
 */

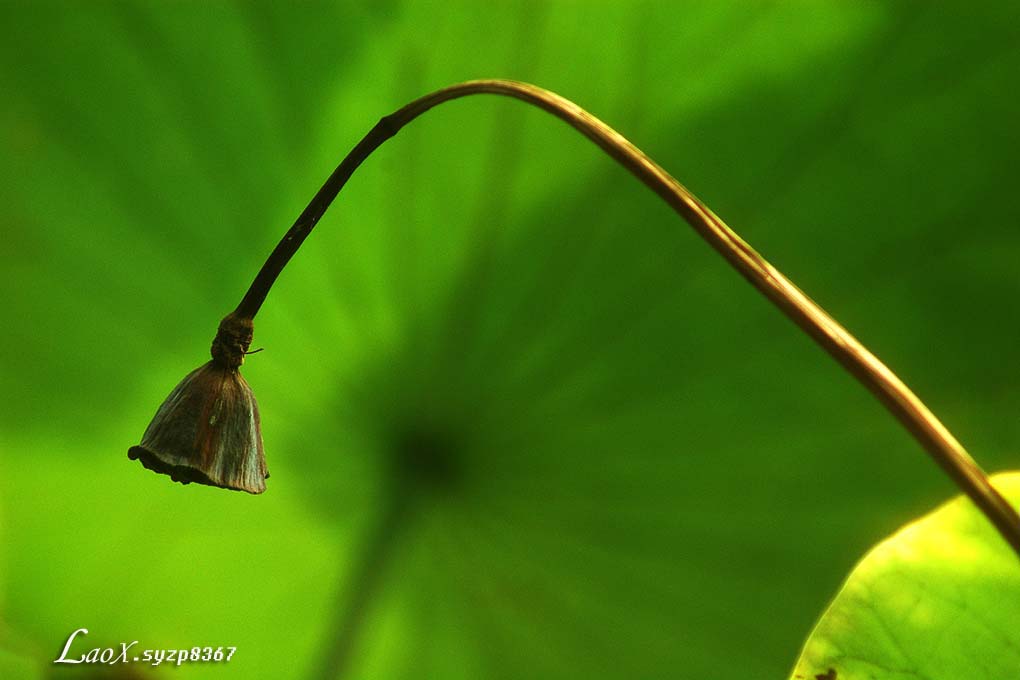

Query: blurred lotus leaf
left=1, top=2, right=1019, bottom=679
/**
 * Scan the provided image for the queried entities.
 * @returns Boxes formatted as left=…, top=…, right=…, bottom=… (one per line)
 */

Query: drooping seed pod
left=122, top=80, right=1020, bottom=563
left=128, top=314, right=268, bottom=494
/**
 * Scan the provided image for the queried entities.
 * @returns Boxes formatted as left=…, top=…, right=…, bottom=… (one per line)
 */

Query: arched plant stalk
left=239, top=79, right=1020, bottom=550
left=128, top=79, right=1020, bottom=676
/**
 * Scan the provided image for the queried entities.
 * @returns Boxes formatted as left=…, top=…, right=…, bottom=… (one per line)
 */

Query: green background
left=1, top=1, right=1019, bottom=678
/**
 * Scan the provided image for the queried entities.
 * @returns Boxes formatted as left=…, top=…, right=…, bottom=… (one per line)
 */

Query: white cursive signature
left=53, top=628, right=138, bottom=665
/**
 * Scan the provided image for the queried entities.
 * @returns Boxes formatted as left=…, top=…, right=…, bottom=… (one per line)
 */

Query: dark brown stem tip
left=211, top=313, right=254, bottom=369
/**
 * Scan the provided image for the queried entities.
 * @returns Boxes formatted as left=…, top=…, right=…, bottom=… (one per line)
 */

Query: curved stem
left=236, top=79, right=1020, bottom=557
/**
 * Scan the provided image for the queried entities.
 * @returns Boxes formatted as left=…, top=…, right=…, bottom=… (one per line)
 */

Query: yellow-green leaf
left=791, top=473, right=1020, bottom=679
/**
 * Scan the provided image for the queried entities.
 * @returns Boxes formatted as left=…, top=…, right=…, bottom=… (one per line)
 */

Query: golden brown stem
left=236, top=80, right=1020, bottom=559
